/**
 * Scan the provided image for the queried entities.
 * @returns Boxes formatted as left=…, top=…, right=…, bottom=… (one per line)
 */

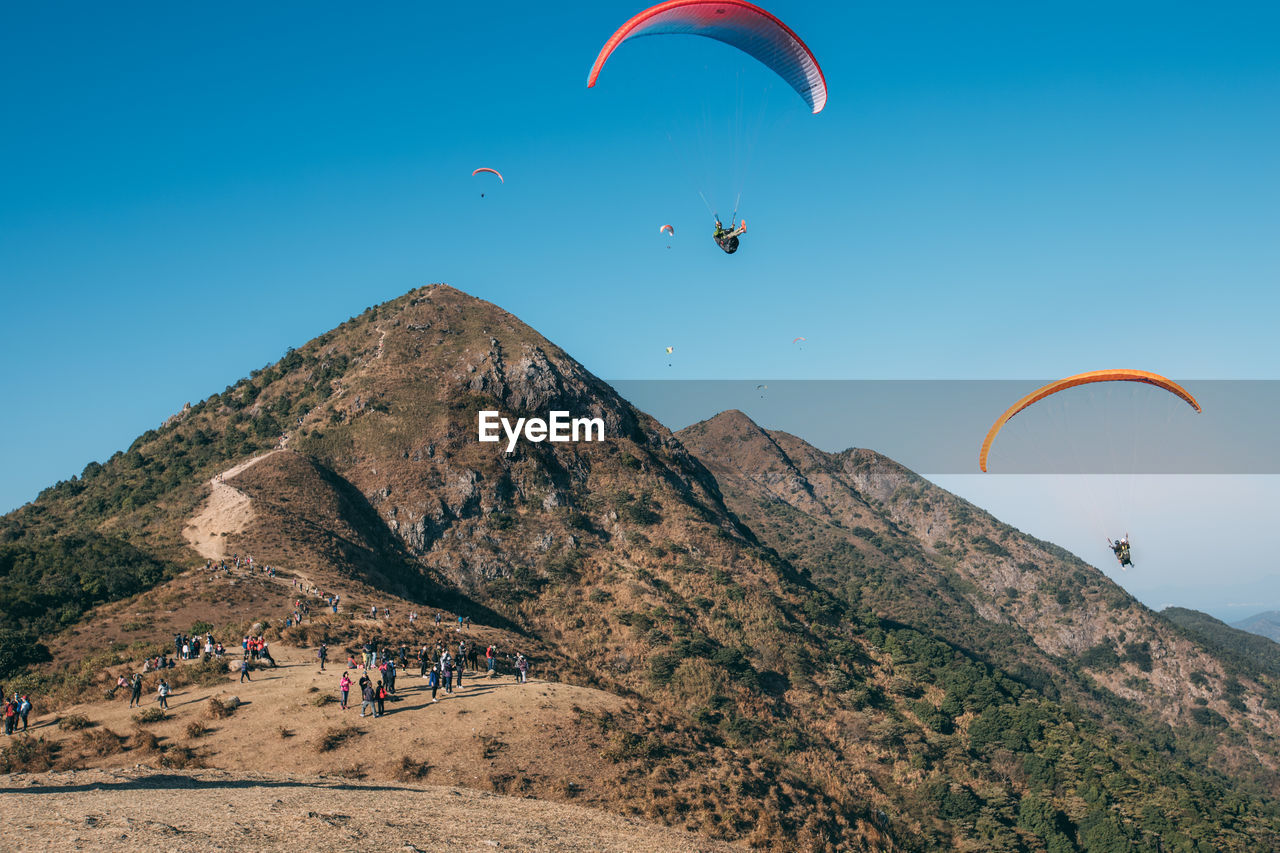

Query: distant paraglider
left=660, top=224, right=675, bottom=248
left=792, top=337, right=806, bottom=344
left=472, top=167, right=504, bottom=197
left=756, top=383, right=768, bottom=398
left=665, top=345, right=674, bottom=367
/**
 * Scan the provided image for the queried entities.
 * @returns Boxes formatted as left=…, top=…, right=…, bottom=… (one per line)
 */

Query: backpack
left=378, top=685, right=387, bottom=699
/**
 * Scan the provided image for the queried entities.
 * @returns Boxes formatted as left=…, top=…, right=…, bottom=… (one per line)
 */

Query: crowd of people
left=2, top=556, right=536, bottom=738
left=3, top=693, right=32, bottom=735
left=328, top=636, right=532, bottom=717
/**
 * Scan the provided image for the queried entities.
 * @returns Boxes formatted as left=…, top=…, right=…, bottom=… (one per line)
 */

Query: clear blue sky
left=3, top=2, right=1278, bottom=618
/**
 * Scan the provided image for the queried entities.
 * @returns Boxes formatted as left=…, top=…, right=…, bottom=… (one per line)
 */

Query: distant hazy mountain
left=1234, top=611, right=1280, bottom=643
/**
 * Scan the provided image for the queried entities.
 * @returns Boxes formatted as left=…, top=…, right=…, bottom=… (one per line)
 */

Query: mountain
left=1165, top=607, right=1280, bottom=679
left=5, top=285, right=1280, bottom=850
left=1234, top=611, right=1280, bottom=644
left=677, top=411, right=1280, bottom=783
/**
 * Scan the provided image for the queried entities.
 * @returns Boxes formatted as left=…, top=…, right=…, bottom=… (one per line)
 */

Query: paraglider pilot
left=713, top=218, right=747, bottom=254
left=1108, top=535, right=1133, bottom=568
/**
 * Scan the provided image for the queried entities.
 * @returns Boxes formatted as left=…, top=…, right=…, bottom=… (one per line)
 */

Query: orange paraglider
left=978, top=369, right=1201, bottom=473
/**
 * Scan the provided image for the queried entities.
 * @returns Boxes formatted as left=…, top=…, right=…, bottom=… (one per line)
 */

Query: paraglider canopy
left=587, top=0, right=827, bottom=114
left=792, top=336, right=806, bottom=344
left=659, top=224, right=675, bottom=236
left=978, top=369, right=1202, bottom=472
left=472, top=167, right=504, bottom=183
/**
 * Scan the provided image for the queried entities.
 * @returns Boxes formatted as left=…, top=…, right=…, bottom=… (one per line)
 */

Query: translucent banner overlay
left=608, top=380, right=1279, bottom=474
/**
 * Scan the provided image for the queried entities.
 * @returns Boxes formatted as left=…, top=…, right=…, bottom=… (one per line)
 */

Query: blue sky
left=3, top=2, right=1278, bottom=618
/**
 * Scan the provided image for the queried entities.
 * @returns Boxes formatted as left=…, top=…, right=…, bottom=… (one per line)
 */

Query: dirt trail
left=181, top=450, right=286, bottom=560
left=5, top=767, right=736, bottom=852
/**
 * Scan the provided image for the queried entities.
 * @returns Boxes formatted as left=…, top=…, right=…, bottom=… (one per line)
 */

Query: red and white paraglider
left=472, top=167, right=503, bottom=197
left=587, top=0, right=827, bottom=114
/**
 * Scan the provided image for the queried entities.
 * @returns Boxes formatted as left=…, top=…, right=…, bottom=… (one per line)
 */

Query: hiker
left=516, top=653, right=529, bottom=684
left=360, top=681, right=375, bottom=718
left=157, top=680, right=170, bottom=709
left=429, top=664, right=441, bottom=703
left=3, top=697, right=15, bottom=735
left=339, top=673, right=351, bottom=710
left=240, top=659, right=252, bottom=682
left=486, top=644, right=496, bottom=676
left=17, top=695, right=31, bottom=730
left=375, top=681, right=387, bottom=717
left=129, top=674, right=143, bottom=708
left=318, top=643, right=328, bottom=671
left=441, top=652, right=454, bottom=694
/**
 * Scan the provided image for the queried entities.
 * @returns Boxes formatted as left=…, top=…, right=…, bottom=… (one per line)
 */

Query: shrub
left=186, top=721, right=208, bottom=739
left=159, top=745, right=204, bottom=769
left=79, top=728, right=125, bottom=756
left=0, top=736, right=59, bottom=772
left=311, top=693, right=337, bottom=707
left=134, top=707, right=167, bottom=724
left=129, top=729, right=162, bottom=753
left=398, top=755, right=432, bottom=781
left=315, top=725, right=360, bottom=752
left=57, top=713, right=93, bottom=731
left=206, top=697, right=235, bottom=719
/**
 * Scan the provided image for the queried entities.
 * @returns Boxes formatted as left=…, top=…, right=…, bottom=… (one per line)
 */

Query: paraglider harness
left=713, top=218, right=746, bottom=254
left=1108, top=537, right=1133, bottom=568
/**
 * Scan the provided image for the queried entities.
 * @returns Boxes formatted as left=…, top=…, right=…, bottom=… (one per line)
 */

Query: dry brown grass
left=186, top=721, right=208, bottom=739
left=206, top=697, right=235, bottom=719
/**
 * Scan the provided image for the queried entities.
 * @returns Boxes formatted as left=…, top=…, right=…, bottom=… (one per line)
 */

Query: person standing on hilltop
left=359, top=680, right=375, bottom=718
left=428, top=662, right=441, bottom=703
left=339, top=673, right=351, bottom=710
left=318, top=643, right=328, bottom=672
left=515, top=653, right=529, bottom=684
left=157, top=679, right=170, bottom=709
left=129, top=674, right=143, bottom=708
left=239, top=658, right=252, bottom=683
left=486, top=644, right=496, bottom=677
